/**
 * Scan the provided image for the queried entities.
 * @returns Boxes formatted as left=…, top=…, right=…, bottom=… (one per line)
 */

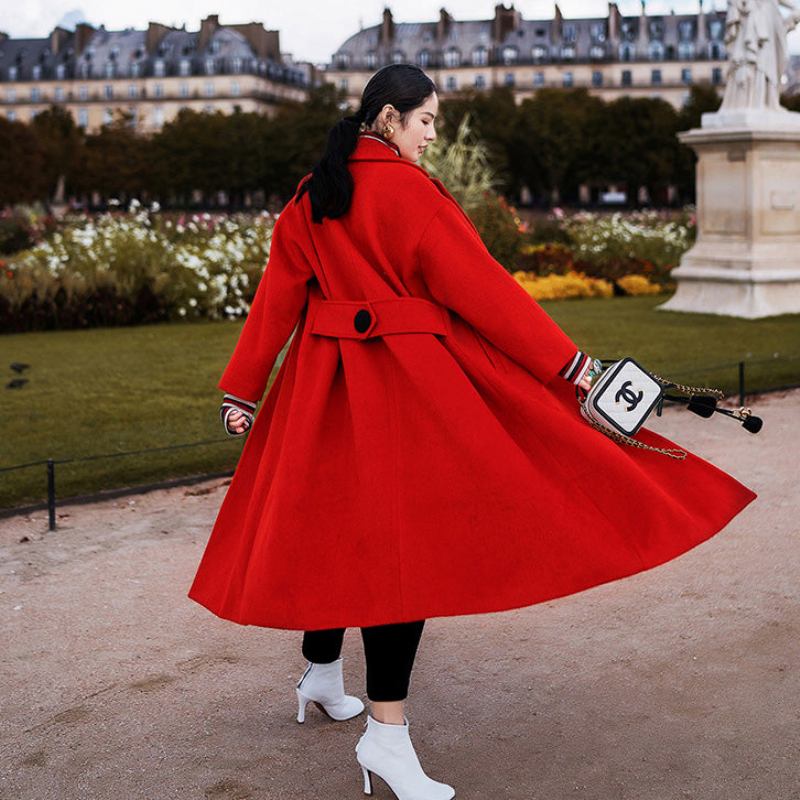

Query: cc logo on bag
left=615, top=380, right=643, bottom=411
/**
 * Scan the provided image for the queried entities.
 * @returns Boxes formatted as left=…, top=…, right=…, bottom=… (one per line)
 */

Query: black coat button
left=354, top=309, right=372, bottom=333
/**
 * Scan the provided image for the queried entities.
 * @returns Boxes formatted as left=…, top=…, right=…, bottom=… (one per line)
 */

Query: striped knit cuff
left=220, top=393, right=257, bottom=435
left=559, top=350, right=592, bottom=385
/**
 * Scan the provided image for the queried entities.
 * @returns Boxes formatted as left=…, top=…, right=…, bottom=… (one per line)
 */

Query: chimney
left=380, top=7, right=395, bottom=46
left=228, top=22, right=281, bottom=60
left=551, top=4, right=563, bottom=45
left=638, top=0, right=648, bottom=47
left=607, top=2, right=621, bottom=47
left=198, top=14, right=219, bottom=51
left=74, top=22, right=96, bottom=56
left=493, top=3, right=521, bottom=42
left=146, top=21, right=174, bottom=55
left=696, top=0, right=707, bottom=46
left=49, top=26, right=70, bottom=56
left=437, top=8, right=452, bottom=40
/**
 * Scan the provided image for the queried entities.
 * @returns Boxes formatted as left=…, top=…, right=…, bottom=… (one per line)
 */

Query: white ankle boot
left=355, top=714, right=455, bottom=799
left=295, top=656, right=365, bottom=723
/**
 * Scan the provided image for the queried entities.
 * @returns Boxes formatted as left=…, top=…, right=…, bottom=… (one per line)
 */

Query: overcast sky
left=2, top=1, right=799, bottom=66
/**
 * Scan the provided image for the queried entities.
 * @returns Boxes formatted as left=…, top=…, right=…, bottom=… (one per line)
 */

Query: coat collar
left=349, top=132, right=430, bottom=177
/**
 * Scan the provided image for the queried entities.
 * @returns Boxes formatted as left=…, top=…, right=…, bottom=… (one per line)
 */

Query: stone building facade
left=0, top=15, right=316, bottom=133
left=326, top=2, right=742, bottom=110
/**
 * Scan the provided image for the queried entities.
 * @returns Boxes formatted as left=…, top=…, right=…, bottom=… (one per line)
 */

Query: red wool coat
left=187, top=133, right=758, bottom=631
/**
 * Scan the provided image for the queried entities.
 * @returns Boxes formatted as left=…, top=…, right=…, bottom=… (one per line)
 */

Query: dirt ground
left=1, top=389, right=798, bottom=800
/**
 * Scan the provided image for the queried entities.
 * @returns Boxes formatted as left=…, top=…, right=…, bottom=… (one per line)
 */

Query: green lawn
left=2, top=292, right=798, bottom=510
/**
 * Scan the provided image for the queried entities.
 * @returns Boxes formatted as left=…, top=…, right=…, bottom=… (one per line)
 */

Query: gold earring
left=382, top=123, right=394, bottom=140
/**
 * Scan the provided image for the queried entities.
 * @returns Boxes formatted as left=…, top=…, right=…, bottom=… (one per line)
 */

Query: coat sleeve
left=416, top=198, right=584, bottom=386
left=216, top=208, right=315, bottom=402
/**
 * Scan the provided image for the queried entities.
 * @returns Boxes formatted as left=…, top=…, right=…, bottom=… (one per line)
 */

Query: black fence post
left=47, top=459, right=56, bottom=531
left=738, top=361, right=745, bottom=407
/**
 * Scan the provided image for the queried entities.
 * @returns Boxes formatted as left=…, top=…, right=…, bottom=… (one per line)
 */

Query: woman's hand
left=577, top=373, right=593, bottom=392
left=225, top=409, right=252, bottom=435
left=219, top=393, right=257, bottom=437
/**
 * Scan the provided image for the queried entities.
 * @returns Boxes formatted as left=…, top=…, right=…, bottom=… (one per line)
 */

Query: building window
left=621, top=69, right=632, bottom=86
left=79, top=85, right=88, bottom=100
left=474, top=74, right=486, bottom=88
left=32, top=64, right=42, bottom=80
left=590, top=22, right=606, bottom=42
left=30, top=87, right=41, bottom=102
left=649, top=20, right=665, bottom=41
left=104, top=61, right=115, bottom=78
left=649, top=41, right=664, bottom=60
left=128, top=84, right=138, bottom=98
left=532, top=45, right=547, bottom=62
left=231, top=80, right=240, bottom=96
left=709, top=43, right=722, bottom=59
left=619, top=43, right=635, bottom=61
left=154, top=83, right=164, bottom=97
left=204, top=81, right=215, bottom=97
left=366, top=51, right=377, bottom=68
left=678, top=20, right=694, bottom=41
left=444, top=48, right=460, bottom=68
left=446, top=75, right=457, bottom=90
left=7, top=109, right=16, bottom=121
left=651, top=68, right=662, bottom=85
left=501, top=46, right=518, bottom=65
left=533, top=71, right=544, bottom=86
left=709, top=20, right=723, bottom=40
left=563, top=23, right=577, bottom=43
left=154, top=106, right=164, bottom=126
left=391, top=50, right=405, bottom=64
left=592, top=70, right=603, bottom=86
left=179, top=82, right=189, bottom=98
left=561, top=46, right=575, bottom=60
left=589, top=45, right=605, bottom=59
left=104, top=84, right=113, bottom=99
left=339, top=77, right=348, bottom=90
left=504, top=72, right=515, bottom=86
left=6, top=87, right=16, bottom=101
left=417, top=50, right=430, bottom=67
left=712, top=67, right=722, bottom=84
left=678, top=42, right=695, bottom=59
left=205, top=58, right=215, bottom=75
left=472, top=46, right=488, bottom=66
left=334, top=53, right=350, bottom=69
left=102, top=108, right=113, bottom=125
left=232, top=56, right=242, bottom=73
left=681, top=67, right=692, bottom=84
left=56, top=63, right=66, bottom=79
left=179, top=58, right=191, bottom=76
left=131, top=61, right=140, bottom=77
left=54, top=86, right=64, bottom=101
left=155, top=58, right=165, bottom=77
left=563, top=71, right=573, bottom=87
left=204, top=104, right=214, bottom=113
left=8, top=65, right=18, bottom=80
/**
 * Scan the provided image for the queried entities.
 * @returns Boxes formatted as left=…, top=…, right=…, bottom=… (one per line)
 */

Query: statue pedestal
left=658, top=111, right=800, bottom=318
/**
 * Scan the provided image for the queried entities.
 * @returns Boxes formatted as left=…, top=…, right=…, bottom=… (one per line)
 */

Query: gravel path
left=1, top=389, right=797, bottom=800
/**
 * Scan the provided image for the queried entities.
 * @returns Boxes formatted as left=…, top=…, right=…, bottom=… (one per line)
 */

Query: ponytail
left=296, top=64, right=435, bottom=223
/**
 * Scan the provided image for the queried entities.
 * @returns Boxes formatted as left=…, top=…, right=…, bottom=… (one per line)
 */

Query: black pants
left=302, top=620, right=426, bottom=702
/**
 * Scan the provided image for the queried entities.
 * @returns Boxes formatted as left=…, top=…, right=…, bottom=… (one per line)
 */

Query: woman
left=188, top=64, right=757, bottom=799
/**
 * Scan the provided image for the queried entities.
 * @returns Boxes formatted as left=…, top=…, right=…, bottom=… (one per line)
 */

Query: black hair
left=295, top=64, right=436, bottom=223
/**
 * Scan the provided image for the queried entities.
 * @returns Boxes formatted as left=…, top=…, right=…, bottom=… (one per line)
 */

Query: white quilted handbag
left=578, top=356, right=690, bottom=459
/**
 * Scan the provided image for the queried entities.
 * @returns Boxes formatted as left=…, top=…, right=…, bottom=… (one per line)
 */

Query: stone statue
left=720, top=0, right=800, bottom=111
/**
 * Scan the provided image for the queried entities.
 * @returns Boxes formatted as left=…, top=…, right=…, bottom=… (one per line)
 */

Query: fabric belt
left=309, top=296, right=450, bottom=340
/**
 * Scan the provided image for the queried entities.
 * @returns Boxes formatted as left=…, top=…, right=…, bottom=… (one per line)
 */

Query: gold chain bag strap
left=577, top=357, right=725, bottom=460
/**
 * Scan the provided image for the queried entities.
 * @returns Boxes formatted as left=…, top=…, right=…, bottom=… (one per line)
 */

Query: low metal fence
left=2, top=356, right=798, bottom=530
